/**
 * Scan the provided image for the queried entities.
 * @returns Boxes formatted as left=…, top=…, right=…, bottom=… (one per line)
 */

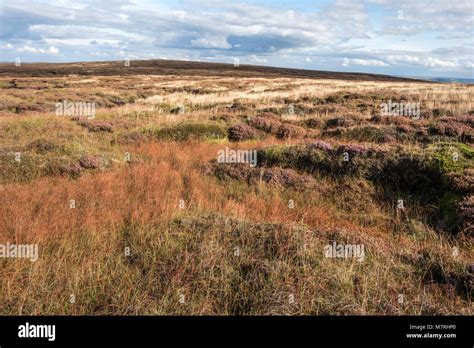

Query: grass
left=0, top=65, right=472, bottom=315
left=145, top=122, right=228, bottom=141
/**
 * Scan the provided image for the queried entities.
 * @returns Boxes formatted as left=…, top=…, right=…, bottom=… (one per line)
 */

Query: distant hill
left=0, top=59, right=426, bottom=83
left=423, top=77, right=474, bottom=84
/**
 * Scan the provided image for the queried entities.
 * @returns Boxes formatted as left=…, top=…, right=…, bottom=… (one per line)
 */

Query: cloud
left=350, top=58, right=389, bottom=66
left=17, top=45, right=59, bottom=54
left=369, top=0, right=472, bottom=38
left=424, top=57, right=458, bottom=68
left=0, top=0, right=472, bottom=78
left=386, top=54, right=420, bottom=65
left=227, top=34, right=304, bottom=53
left=250, top=55, right=268, bottom=64
left=190, top=36, right=231, bottom=49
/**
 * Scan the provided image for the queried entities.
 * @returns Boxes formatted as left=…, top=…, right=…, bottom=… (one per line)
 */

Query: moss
left=0, top=81, right=11, bottom=89
left=257, top=145, right=289, bottom=166
left=437, top=191, right=463, bottom=232
left=406, top=220, right=429, bottom=241
left=0, top=152, right=44, bottom=183
left=259, top=145, right=334, bottom=174
left=62, top=141, right=86, bottom=159
left=429, top=142, right=474, bottom=173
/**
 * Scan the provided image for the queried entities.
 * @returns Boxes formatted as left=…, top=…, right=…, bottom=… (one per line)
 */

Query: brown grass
left=0, top=63, right=472, bottom=315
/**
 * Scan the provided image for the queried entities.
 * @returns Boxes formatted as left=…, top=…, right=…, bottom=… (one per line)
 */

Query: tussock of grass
left=2, top=213, right=470, bottom=315
left=145, top=122, right=228, bottom=142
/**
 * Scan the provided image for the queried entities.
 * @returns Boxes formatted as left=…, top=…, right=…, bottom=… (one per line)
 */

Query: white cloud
left=250, top=55, right=268, bottom=64
left=17, top=45, right=60, bottom=54
left=386, top=54, right=420, bottom=65
left=48, top=46, right=59, bottom=54
left=29, top=25, right=149, bottom=42
left=424, top=57, right=458, bottom=68
left=350, top=58, right=389, bottom=66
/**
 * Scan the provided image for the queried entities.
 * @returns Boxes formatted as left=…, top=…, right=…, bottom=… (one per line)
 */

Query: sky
left=0, top=0, right=473, bottom=78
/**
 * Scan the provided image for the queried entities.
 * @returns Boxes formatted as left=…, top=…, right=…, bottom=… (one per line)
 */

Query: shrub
left=343, top=126, right=395, bottom=143
left=324, top=125, right=400, bottom=144
left=432, top=108, right=453, bottom=117
left=374, top=116, right=412, bottom=126
left=106, top=95, right=127, bottom=106
left=416, top=128, right=429, bottom=137
left=374, top=153, right=444, bottom=198
left=228, top=100, right=246, bottom=112
left=325, top=93, right=345, bottom=103
left=396, top=124, right=413, bottom=133
left=257, top=112, right=281, bottom=120
left=451, top=115, right=474, bottom=127
left=447, top=169, right=474, bottom=194
left=26, top=139, right=57, bottom=154
left=65, top=163, right=83, bottom=177
left=170, top=106, right=185, bottom=114
left=325, top=117, right=355, bottom=129
left=259, top=107, right=280, bottom=115
left=113, top=131, right=146, bottom=145
left=208, top=162, right=314, bottom=189
left=430, top=123, right=466, bottom=138
left=228, top=123, right=260, bottom=141
left=53, top=162, right=83, bottom=178
left=79, top=155, right=102, bottom=169
left=259, top=143, right=452, bottom=200
left=78, top=120, right=114, bottom=132
left=259, top=167, right=314, bottom=189
left=457, top=195, right=474, bottom=233
left=309, top=140, right=333, bottom=151
left=248, top=116, right=281, bottom=134
left=210, top=113, right=235, bottom=123
left=338, top=143, right=370, bottom=155
left=302, top=118, right=323, bottom=129
left=276, top=124, right=306, bottom=139
left=258, top=143, right=376, bottom=177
